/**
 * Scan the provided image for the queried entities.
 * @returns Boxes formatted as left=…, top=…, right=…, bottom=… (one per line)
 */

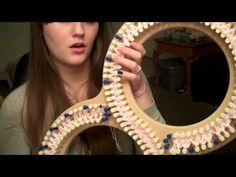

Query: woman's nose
left=72, top=22, right=85, bottom=37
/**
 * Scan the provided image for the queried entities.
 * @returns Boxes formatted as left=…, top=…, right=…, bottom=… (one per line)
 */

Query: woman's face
left=43, top=22, right=99, bottom=67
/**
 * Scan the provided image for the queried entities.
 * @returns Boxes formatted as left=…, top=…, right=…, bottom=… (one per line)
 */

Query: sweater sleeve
left=0, top=84, right=30, bottom=154
left=141, top=71, right=166, bottom=124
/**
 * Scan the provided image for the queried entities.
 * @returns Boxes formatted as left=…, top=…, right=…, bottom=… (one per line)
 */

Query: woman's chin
left=66, top=58, right=88, bottom=67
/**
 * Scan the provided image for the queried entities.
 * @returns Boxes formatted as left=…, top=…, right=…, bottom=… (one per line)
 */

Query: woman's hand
left=112, top=42, right=153, bottom=110
left=112, top=42, right=146, bottom=96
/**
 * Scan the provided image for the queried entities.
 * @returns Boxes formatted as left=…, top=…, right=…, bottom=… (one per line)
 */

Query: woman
left=0, top=22, right=165, bottom=155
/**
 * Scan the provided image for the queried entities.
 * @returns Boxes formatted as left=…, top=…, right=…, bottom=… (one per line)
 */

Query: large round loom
left=39, top=22, right=236, bottom=155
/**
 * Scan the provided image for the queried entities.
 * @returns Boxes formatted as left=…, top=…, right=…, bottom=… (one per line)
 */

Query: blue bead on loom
left=103, top=80, right=111, bottom=85
left=115, top=35, right=122, bottom=41
left=39, top=145, right=48, bottom=151
left=103, top=112, right=111, bottom=117
left=167, top=133, right=173, bottom=140
left=104, top=107, right=110, bottom=112
left=214, top=139, right=219, bottom=145
left=83, top=105, right=89, bottom=110
left=163, top=138, right=169, bottom=144
left=101, top=117, right=109, bottom=122
left=188, top=147, right=195, bottom=154
left=105, top=56, right=113, bottom=62
left=64, top=113, right=70, bottom=118
left=49, top=127, right=58, bottom=132
left=103, top=108, right=111, bottom=117
left=164, top=144, right=169, bottom=150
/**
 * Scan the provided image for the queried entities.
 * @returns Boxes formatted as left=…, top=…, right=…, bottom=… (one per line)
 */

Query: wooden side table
left=153, top=38, right=222, bottom=96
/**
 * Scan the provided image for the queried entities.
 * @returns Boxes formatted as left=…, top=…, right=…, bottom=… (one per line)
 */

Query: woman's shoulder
left=0, top=83, right=27, bottom=126
left=1, top=83, right=27, bottom=109
left=0, top=83, right=30, bottom=154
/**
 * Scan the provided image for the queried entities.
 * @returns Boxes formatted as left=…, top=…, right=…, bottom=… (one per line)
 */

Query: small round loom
left=39, top=22, right=236, bottom=155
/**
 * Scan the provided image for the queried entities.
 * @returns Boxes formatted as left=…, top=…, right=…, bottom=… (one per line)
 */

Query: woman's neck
left=55, top=60, right=91, bottom=104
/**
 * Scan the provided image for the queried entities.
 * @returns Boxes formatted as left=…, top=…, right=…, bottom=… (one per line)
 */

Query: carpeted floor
left=148, top=77, right=218, bottom=126
left=146, top=77, right=236, bottom=154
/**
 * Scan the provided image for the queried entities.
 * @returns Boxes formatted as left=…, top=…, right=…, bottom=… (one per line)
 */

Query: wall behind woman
left=0, top=22, right=30, bottom=71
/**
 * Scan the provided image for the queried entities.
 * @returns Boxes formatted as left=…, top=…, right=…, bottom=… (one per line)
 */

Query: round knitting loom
left=39, top=22, right=236, bottom=155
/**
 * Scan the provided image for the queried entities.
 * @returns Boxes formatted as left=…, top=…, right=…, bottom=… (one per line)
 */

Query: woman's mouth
left=70, top=43, right=86, bottom=54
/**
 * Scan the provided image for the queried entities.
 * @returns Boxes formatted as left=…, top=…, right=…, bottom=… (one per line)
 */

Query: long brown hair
left=26, top=22, right=117, bottom=154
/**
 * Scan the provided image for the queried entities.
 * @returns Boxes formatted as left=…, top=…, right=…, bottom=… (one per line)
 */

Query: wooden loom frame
left=39, top=22, right=236, bottom=155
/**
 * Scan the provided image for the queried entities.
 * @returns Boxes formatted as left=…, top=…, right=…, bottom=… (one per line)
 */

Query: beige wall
left=0, top=22, right=30, bottom=71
